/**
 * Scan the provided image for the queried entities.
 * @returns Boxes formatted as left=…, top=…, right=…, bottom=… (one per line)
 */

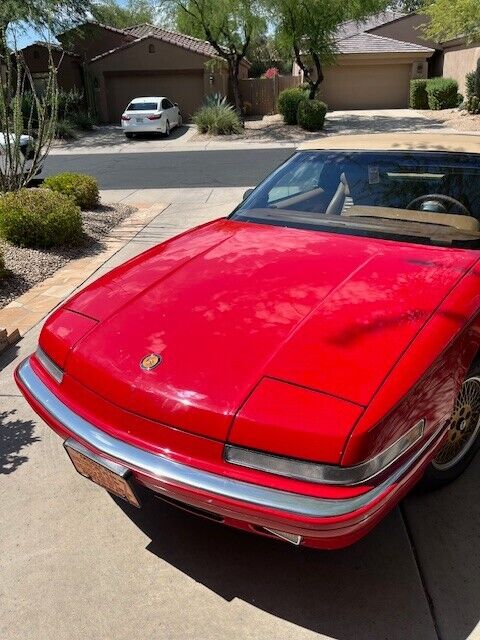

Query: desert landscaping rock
left=0, top=203, right=135, bottom=309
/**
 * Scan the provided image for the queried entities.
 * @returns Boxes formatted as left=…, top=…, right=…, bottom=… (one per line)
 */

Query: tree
left=0, top=0, right=90, bottom=33
left=0, top=32, right=59, bottom=191
left=170, top=0, right=266, bottom=115
left=91, top=0, right=157, bottom=29
left=389, top=0, right=426, bottom=11
left=423, top=0, right=480, bottom=44
left=272, top=0, right=389, bottom=99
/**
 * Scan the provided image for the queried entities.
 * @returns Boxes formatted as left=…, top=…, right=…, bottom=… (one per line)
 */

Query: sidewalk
left=0, top=188, right=478, bottom=640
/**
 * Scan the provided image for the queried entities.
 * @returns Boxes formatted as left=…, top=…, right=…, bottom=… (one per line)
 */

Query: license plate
left=136, top=117, right=143, bottom=123
left=64, top=438, right=140, bottom=507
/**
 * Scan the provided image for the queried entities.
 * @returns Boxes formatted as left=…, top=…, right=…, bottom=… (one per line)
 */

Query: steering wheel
left=406, top=193, right=471, bottom=217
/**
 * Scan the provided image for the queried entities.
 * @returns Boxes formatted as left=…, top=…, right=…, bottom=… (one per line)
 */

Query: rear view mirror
left=243, top=188, right=254, bottom=200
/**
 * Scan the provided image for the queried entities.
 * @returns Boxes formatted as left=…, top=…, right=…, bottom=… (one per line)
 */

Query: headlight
left=225, top=419, right=425, bottom=486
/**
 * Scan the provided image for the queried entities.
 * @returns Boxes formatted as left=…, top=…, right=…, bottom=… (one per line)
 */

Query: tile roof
left=336, top=11, right=407, bottom=40
left=123, top=24, right=218, bottom=58
left=336, top=32, right=435, bottom=55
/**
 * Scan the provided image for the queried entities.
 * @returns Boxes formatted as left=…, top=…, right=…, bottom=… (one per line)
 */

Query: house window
left=148, top=44, right=155, bottom=53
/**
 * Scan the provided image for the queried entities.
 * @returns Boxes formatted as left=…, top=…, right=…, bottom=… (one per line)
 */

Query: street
left=41, top=148, right=294, bottom=190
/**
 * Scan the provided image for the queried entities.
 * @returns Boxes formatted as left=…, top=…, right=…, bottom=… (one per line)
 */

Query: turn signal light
left=225, top=419, right=425, bottom=486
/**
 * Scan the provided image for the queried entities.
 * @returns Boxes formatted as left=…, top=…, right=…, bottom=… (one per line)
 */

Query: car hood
left=62, top=219, right=476, bottom=441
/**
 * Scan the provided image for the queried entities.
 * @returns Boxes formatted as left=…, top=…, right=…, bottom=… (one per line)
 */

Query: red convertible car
left=16, top=133, right=480, bottom=549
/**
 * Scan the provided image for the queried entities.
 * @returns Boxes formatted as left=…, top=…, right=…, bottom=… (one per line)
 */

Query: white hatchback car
left=121, top=96, right=182, bottom=138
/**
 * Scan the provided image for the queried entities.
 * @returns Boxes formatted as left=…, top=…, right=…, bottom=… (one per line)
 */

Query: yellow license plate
left=64, top=438, right=140, bottom=507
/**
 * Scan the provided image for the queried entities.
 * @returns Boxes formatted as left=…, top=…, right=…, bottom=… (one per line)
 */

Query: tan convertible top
left=298, top=133, right=480, bottom=154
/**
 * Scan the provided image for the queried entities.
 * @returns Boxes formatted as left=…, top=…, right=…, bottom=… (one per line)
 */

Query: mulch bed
left=0, top=203, right=135, bottom=310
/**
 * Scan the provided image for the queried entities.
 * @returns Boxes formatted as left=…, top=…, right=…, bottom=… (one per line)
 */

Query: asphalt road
left=41, top=148, right=294, bottom=189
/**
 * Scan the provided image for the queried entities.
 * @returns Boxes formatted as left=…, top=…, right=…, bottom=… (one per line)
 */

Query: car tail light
left=147, top=114, right=162, bottom=120
left=121, top=115, right=130, bottom=121
left=225, top=419, right=425, bottom=486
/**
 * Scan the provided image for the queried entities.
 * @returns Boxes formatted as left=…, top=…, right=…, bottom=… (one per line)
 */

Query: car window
left=162, top=99, right=174, bottom=109
left=126, top=102, right=158, bottom=111
left=231, top=150, right=480, bottom=248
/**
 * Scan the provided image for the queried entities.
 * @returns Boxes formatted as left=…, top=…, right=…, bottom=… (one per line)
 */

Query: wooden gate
left=239, top=75, right=301, bottom=116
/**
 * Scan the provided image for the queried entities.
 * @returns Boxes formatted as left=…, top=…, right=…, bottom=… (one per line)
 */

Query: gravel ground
left=0, top=203, right=135, bottom=309
left=421, top=108, right=480, bottom=132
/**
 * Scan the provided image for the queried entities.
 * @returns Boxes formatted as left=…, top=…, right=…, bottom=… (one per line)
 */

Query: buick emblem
left=140, top=353, right=162, bottom=370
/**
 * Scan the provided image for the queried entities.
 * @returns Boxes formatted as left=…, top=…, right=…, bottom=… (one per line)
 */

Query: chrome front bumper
left=17, top=358, right=445, bottom=520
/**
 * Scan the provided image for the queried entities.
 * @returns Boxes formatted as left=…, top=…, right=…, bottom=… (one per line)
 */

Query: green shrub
left=58, top=88, right=85, bottom=119
left=278, top=87, right=309, bottom=125
left=43, top=172, right=99, bottom=210
left=0, top=189, right=82, bottom=248
left=467, top=95, right=480, bottom=114
left=476, top=59, right=480, bottom=99
left=192, top=105, right=242, bottom=135
left=70, top=111, right=96, bottom=131
left=0, top=251, right=7, bottom=280
left=55, top=119, right=77, bottom=140
left=426, top=78, right=459, bottom=109
left=465, top=71, right=477, bottom=99
left=297, top=99, right=327, bottom=131
left=203, top=93, right=230, bottom=108
left=409, top=79, right=428, bottom=109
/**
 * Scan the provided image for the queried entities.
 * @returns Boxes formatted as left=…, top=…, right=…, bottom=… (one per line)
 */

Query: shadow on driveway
left=0, top=407, right=39, bottom=474
left=112, top=453, right=480, bottom=640
left=52, top=124, right=191, bottom=150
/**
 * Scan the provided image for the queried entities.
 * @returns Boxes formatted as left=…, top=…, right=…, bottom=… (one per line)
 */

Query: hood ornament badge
left=140, top=353, right=162, bottom=370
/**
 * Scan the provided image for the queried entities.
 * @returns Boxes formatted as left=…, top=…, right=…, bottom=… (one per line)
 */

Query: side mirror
left=243, top=188, right=254, bottom=200
left=174, top=102, right=178, bottom=107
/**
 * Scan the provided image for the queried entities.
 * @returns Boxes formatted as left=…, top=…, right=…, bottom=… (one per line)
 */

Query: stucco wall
left=58, top=24, right=132, bottom=62
left=369, top=14, right=436, bottom=49
left=21, top=45, right=83, bottom=91
left=441, top=41, right=480, bottom=94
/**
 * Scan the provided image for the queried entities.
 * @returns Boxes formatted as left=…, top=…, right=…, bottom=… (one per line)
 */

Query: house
left=17, top=41, right=83, bottom=94
left=293, top=11, right=436, bottom=109
left=434, top=38, right=480, bottom=95
left=21, top=21, right=249, bottom=123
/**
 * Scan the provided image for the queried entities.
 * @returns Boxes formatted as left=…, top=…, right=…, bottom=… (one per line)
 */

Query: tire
left=421, top=360, right=480, bottom=490
left=177, top=113, right=183, bottom=127
left=164, top=121, right=170, bottom=137
left=125, top=133, right=134, bottom=139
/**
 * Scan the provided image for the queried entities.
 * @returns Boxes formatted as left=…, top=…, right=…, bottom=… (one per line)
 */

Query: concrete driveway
left=1, top=187, right=479, bottom=640
left=49, top=109, right=460, bottom=155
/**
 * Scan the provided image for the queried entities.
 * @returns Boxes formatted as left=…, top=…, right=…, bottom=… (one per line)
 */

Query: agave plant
left=203, top=93, right=234, bottom=110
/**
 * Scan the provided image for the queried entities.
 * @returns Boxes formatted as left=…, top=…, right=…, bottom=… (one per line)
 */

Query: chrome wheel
left=433, top=376, right=480, bottom=471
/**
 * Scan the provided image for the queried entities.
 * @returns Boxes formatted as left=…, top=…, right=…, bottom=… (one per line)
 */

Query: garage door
left=106, top=72, right=205, bottom=123
left=319, top=64, right=412, bottom=110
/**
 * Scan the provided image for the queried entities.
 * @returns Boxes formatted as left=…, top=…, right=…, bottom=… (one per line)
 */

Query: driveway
left=1, top=189, right=479, bottom=640
left=48, top=109, right=461, bottom=156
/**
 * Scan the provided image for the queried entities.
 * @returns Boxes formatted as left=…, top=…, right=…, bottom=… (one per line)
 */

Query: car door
left=162, top=98, right=178, bottom=125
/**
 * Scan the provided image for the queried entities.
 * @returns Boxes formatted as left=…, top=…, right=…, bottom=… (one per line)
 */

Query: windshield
left=126, top=102, right=158, bottom=111
left=231, top=151, right=480, bottom=248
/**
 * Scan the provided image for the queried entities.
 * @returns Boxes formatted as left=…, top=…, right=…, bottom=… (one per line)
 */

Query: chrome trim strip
left=17, top=358, right=446, bottom=519
left=35, top=347, right=64, bottom=383
left=224, top=420, right=425, bottom=486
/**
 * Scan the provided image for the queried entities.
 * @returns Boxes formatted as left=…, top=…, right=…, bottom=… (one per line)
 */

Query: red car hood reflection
left=65, top=219, right=475, bottom=441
